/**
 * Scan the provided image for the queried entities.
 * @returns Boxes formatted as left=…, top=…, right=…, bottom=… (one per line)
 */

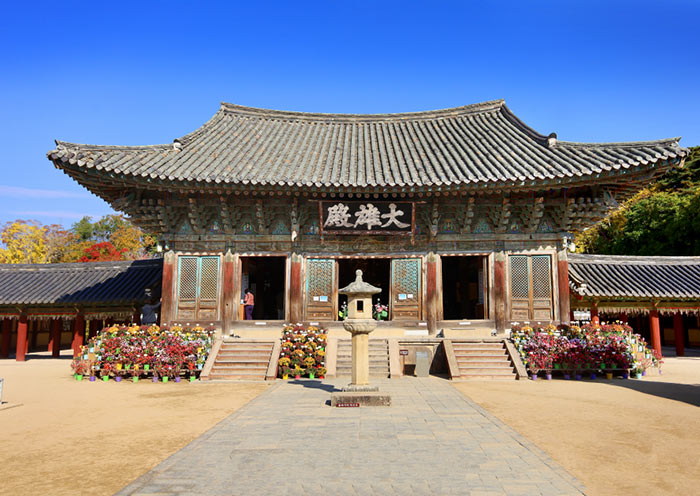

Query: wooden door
left=391, top=258, right=422, bottom=320
left=305, top=258, right=336, bottom=321
left=509, top=255, right=553, bottom=321
left=177, top=256, right=220, bottom=321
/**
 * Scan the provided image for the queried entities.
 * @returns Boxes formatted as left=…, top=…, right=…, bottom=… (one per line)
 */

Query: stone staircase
left=450, top=340, right=517, bottom=380
left=205, top=340, right=276, bottom=381
left=335, top=339, right=390, bottom=378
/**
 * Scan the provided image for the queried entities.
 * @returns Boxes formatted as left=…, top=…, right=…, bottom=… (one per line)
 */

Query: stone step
left=454, top=374, right=517, bottom=381
left=215, top=356, right=270, bottom=363
left=456, top=361, right=512, bottom=368
left=336, top=359, right=390, bottom=366
left=213, top=362, right=269, bottom=369
left=454, top=350, right=507, bottom=356
left=219, top=346, right=273, bottom=352
left=455, top=355, right=509, bottom=361
left=458, top=367, right=514, bottom=374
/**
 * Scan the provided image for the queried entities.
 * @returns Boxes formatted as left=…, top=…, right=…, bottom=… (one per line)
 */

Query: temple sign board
left=320, top=201, right=414, bottom=235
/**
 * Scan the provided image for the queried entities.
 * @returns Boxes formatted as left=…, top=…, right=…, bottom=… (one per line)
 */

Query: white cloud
left=0, top=185, right=89, bottom=199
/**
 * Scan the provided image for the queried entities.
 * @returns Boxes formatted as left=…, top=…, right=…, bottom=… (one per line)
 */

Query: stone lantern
left=331, top=269, right=391, bottom=407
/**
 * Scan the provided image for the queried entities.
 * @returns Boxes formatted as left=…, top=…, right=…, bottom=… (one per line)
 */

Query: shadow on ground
left=286, top=379, right=341, bottom=393
left=604, top=378, right=700, bottom=407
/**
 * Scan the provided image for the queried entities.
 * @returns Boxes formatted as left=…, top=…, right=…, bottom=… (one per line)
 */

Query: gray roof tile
left=0, top=259, right=162, bottom=306
left=47, top=100, right=687, bottom=192
left=568, top=254, right=700, bottom=299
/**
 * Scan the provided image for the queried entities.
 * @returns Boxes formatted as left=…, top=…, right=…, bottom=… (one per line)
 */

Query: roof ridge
left=558, top=137, right=685, bottom=149
left=0, top=259, right=162, bottom=271
left=54, top=139, right=172, bottom=152
left=218, top=100, right=507, bottom=121
left=569, top=253, right=700, bottom=264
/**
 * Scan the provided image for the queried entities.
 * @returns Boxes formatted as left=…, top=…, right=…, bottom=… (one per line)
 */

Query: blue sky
left=1, top=0, right=698, bottom=228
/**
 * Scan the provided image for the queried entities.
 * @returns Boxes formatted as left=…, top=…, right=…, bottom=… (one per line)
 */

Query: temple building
left=47, top=100, right=687, bottom=340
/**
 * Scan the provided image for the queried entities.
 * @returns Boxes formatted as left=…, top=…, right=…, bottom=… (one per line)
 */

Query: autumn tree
left=0, top=220, right=48, bottom=263
left=79, top=241, right=127, bottom=262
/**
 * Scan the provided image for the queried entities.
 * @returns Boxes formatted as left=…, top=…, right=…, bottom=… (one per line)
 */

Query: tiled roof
left=0, top=259, right=162, bottom=306
left=568, top=254, right=700, bottom=299
left=48, top=100, right=686, bottom=193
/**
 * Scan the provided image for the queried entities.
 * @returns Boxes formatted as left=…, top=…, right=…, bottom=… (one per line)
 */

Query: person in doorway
left=244, top=288, right=255, bottom=320
left=141, top=298, right=161, bottom=325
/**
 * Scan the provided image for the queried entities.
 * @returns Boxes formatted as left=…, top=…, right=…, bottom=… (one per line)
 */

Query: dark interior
left=337, top=258, right=391, bottom=320
left=241, top=256, right=286, bottom=320
left=442, top=256, right=486, bottom=320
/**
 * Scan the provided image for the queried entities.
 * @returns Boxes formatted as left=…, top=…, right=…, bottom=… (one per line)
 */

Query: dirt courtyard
left=0, top=355, right=269, bottom=496
left=454, top=355, right=700, bottom=495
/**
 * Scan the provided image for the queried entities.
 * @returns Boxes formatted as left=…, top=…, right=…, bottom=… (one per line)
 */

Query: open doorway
left=337, top=258, right=391, bottom=320
left=240, top=256, right=286, bottom=320
left=442, top=255, right=487, bottom=320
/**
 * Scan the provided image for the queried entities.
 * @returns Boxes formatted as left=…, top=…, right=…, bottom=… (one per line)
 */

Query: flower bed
left=278, top=324, right=327, bottom=379
left=71, top=325, right=216, bottom=382
left=511, top=323, right=662, bottom=379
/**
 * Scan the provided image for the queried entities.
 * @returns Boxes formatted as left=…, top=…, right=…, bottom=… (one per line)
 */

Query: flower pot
left=563, top=373, right=571, bottom=380
left=531, top=373, right=538, bottom=381
left=642, top=370, right=646, bottom=376
left=635, top=373, right=643, bottom=380
left=144, top=364, right=150, bottom=371
left=116, top=363, right=122, bottom=371
left=162, top=377, right=169, bottom=383
left=189, top=376, right=196, bottom=382
left=102, top=376, right=109, bottom=382
left=89, top=376, right=96, bottom=382
left=600, top=363, right=606, bottom=369
left=152, top=376, right=158, bottom=383
left=175, top=376, right=181, bottom=383
left=309, top=373, right=315, bottom=379
left=575, top=374, right=582, bottom=380
left=282, top=374, right=289, bottom=380
left=622, top=372, right=629, bottom=379
left=545, top=373, right=552, bottom=380
left=197, top=364, right=203, bottom=370
left=115, top=376, right=122, bottom=382
left=605, top=372, right=613, bottom=380
left=553, top=364, right=560, bottom=370
left=133, top=376, right=139, bottom=383
left=76, top=374, right=84, bottom=381
left=590, top=373, right=596, bottom=380
left=319, top=375, right=325, bottom=379
left=295, top=375, right=301, bottom=380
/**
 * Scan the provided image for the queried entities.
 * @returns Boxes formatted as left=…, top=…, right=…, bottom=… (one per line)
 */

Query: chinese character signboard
left=319, top=201, right=414, bottom=235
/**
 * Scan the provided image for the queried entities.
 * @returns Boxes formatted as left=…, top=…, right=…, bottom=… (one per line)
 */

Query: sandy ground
left=0, top=354, right=269, bottom=496
left=453, top=356, right=700, bottom=496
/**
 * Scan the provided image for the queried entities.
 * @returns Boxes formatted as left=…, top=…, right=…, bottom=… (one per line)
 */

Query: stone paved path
left=117, top=378, right=584, bottom=495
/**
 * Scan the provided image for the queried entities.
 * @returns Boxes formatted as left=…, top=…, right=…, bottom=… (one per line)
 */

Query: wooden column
left=16, top=313, right=28, bottom=362
left=620, top=313, right=628, bottom=324
left=48, top=318, right=62, bottom=357
left=160, top=251, right=176, bottom=326
left=89, top=319, right=103, bottom=339
left=132, top=310, right=141, bottom=326
left=71, top=313, right=85, bottom=358
left=590, top=303, right=600, bottom=325
left=673, top=312, right=685, bottom=357
left=289, top=253, right=303, bottom=324
left=425, top=252, right=439, bottom=335
left=649, top=309, right=661, bottom=356
left=494, top=251, right=507, bottom=333
left=0, top=318, right=12, bottom=358
left=221, top=250, right=236, bottom=336
left=556, top=247, right=570, bottom=325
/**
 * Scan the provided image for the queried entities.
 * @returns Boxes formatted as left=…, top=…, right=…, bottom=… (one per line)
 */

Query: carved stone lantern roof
left=339, top=270, right=381, bottom=297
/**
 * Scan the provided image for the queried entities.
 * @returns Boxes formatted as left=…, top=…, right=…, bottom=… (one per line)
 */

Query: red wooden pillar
left=289, top=253, right=303, bottom=324
left=221, top=250, right=236, bottom=335
left=557, top=248, right=570, bottom=325
left=494, top=251, right=507, bottom=333
left=426, top=253, right=439, bottom=335
left=590, top=303, right=600, bottom=325
left=48, top=318, right=61, bottom=357
left=16, top=314, right=28, bottom=362
left=132, top=309, right=141, bottom=326
left=71, top=313, right=85, bottom=358
left=0, top=318, right=12, bottom=358
left=89, top=319, right=102, bottom=339
left=649, top=309, right=662, bottom=356
left=620, top=313, right=628, bottom=324
left=160, top=251, right=176, bottom=326
left=673, top=312, right=685, bottom=357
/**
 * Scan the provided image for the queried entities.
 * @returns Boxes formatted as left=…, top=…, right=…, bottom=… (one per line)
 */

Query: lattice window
left=532, top=256, right=552, bottom=299
left=510, top=256, right=529, bottom=299
left=178, top=257, right=198, bottom=300
left=199, top=257, right=220, bottom=300
left=392, top=259, right=420, bottom=296
left=307, top=259, right=334, bottom=298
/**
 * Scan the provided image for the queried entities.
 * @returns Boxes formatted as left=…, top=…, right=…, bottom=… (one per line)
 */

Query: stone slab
left=331, top=391, right=392, bottom=407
